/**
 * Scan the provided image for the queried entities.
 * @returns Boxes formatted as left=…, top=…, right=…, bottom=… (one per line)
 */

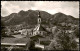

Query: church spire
left=38, top=11, right=41, bottom=24
left=38, top=11, right=41, bottom=18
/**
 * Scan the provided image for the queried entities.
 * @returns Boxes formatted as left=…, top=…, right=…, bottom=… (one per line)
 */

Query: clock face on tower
left=38, top=18, right=41, bottom=24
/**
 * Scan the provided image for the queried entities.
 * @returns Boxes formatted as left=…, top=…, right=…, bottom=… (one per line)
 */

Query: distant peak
left=53, top=12, right=67, bottom=16
left=8, top=13, right=16, bottom=16
left=28, top=9, right=33, bottom=11
left=19, top=10, right=25, bottom=13
left=56, top=12, right=65, bottom=14
left=18, top=10, right=26, bottom=15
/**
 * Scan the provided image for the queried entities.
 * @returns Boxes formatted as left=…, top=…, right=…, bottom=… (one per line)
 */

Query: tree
left=56, top=26, right=77, bottom=50
left=1, top=28, right=6, bottom=37
left=48, top=26, right=77, bottom=50
left=74, top=27, right=79, bottom=38
left=57, top=31, right=77, bottom=50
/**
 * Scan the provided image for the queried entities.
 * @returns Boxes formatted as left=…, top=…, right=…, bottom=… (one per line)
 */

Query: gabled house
left=1, top=37, right=31, bottom=50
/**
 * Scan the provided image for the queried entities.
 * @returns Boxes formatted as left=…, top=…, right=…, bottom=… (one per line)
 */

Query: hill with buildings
left=1, top=10, right=79, bottom=50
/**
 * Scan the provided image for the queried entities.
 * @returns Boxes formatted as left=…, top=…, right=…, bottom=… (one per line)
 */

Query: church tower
left=31, top=11, right=42, bottom=36
left=38, top=11, right=41, bottom=24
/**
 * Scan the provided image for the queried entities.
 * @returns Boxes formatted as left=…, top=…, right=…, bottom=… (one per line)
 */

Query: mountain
left=49, top=12, right=79, bottom=25
left=1, top=10, right=79, bottom=28
left=1, top=10, right=52, bottom=26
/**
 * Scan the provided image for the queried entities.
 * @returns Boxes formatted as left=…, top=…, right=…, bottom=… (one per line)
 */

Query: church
left=30, top=11, right=48, bottom=37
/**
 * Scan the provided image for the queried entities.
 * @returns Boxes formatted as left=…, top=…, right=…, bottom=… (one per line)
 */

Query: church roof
left=39, top=25, right=47, bottom=31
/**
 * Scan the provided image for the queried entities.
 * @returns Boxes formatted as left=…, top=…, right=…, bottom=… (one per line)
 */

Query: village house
left=4, top=27, right=14, bottom=36
left=18, top=29, right=27, bottom=35
left=1, top=37, right=31, bottom=50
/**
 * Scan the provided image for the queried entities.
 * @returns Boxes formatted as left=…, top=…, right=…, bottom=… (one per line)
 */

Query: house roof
left=1, top=37, right=30, bottom=44
left=39, top=38, right=50, bottom=41
left=12, top=34, right=26, bottom=38
left=1, top=37, right=18, bottom=43
left=30, top=34, right=44, bottom=39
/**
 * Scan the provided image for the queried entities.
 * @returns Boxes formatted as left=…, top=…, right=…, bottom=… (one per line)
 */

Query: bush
left=74, top=28, right=79, bottom=38
left=40, top=41, right=51, bottom=45
left=48, top=27, right=77, bottom=50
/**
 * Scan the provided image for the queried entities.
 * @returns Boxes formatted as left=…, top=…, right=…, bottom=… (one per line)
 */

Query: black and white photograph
left=1, top=1, right=79, bottom=51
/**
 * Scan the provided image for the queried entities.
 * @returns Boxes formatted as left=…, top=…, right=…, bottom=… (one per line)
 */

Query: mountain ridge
left=1, top=10, right=79, bottom=28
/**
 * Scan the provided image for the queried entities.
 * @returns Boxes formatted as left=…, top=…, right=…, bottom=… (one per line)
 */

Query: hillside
left=50, top=12, right=79, bottom=25
left=1, top=10, right=79, bottom=28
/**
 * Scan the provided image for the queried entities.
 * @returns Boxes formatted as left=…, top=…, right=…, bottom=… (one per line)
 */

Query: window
left=40, top=31, right=41, bottom=34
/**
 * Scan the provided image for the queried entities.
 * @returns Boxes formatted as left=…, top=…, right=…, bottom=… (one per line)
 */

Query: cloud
left=1, top=1, right=79, bottom=18
left=8, top=1, right=36, bottom=10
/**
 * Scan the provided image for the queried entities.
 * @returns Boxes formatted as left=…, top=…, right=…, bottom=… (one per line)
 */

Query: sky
left=1, top=1, right=79, bottom=18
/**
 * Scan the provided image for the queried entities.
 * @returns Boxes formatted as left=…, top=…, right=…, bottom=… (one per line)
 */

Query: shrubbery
left=47, top=26, right=77, bottom=50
